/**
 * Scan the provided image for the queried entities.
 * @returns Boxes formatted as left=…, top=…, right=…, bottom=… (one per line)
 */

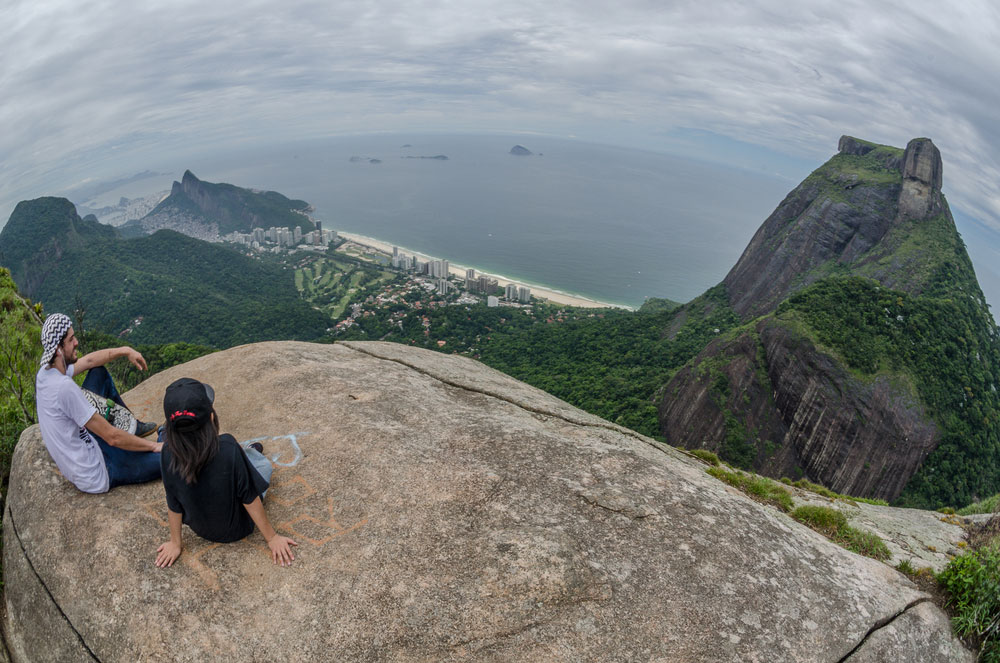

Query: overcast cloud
left=2, top=0, right=999, bottom=231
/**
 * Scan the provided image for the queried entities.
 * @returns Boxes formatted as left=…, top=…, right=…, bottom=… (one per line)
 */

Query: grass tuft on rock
left=706, top=466, right=793, bottom=512
left=690, top=449, right=721, bottom=466
left=791, top=505, right=891, bottom=562
left=957, top=493, right=1000, bottom=516
left=779, top=476, right=890, bottom=506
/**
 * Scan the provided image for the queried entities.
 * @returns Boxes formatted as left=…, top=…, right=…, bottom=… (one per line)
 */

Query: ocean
left=80, top=134, right=800, bottom=308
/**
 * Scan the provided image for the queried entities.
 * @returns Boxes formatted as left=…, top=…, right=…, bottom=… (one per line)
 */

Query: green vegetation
left=776, top=276, right=1000, bottom=508
left=637, top=297, right=681, bottom=314
left=689, top=449, right=721, bottom=466
left=293, top=253, right=399, bottom=320
left=0, top=268, right=42, bottom=488
left=706, top=462, right=891, bottom=562
left=706, top=466, right=794, bottom=512
left=74, top=328, right=216, bottom=394
left=938, top=540, right=1000, bottom=661
left=0, top=198, right=330, bottom=347
left=338, top=284, right=741, bottom=438
left=0, top=197, right=117, bottom=289
left=958, top=494, right=1000, bottom=517
left=790, top=505, right=891, bottom=561
left=779, top=477, right=890, bottom=506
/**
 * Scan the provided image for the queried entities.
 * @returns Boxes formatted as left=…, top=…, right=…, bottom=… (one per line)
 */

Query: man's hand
left=125, top=348, right=148, bottom=371
left=267, top=535, right=298, bottom=566
left=155, top=541, right=182, bottom=568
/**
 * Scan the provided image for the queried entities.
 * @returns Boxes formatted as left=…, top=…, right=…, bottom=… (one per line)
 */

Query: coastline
left=336, top=231, right=629, bottom=310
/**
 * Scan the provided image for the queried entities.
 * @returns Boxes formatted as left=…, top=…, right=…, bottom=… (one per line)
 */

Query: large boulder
left=3, top=341, right=973, bottom=661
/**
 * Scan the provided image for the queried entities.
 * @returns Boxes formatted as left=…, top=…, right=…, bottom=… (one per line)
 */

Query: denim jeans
left=82, top=366, right=162, bottom=489
left=243, top=445, right=273, bottom=498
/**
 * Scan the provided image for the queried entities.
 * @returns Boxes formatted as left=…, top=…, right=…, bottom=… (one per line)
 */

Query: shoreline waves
left=336, top=231, right=629, bottom=310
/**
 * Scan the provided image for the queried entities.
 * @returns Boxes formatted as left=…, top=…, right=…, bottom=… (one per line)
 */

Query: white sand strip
left=336, top=231, right=627, bottom=309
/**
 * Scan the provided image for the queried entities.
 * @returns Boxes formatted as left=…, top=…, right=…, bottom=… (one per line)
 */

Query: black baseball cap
left=163, top=377, right=216, bottom=432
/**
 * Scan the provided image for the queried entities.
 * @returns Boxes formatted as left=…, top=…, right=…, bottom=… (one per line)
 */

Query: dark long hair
left=165, top=410, right=221, bottom=484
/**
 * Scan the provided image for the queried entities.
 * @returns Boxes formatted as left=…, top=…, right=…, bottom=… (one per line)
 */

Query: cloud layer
left=3, top=0, right=999, bottom=228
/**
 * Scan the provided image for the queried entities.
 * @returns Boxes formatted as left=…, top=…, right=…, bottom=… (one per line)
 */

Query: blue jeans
left=243, top=446, right=273, bottom=498
left=82, top=366, right=162, bottom=489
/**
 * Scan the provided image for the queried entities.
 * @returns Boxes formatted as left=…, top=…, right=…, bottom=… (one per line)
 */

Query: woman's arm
left=244, top=497, right=298, bottom=566
left=155, top=509, right=184, bottom=568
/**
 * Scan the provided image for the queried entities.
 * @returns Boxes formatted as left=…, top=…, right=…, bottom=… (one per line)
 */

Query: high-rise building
left=315, top=221, right=323, bottom=245
left=487, top=296, right=499, bottom=307
left=466, top=268, right=475, bottom=280
left=478, top=276, right=498, bottom=294
left=393, top=246, right=399, bottom=257
left=437, top=279, right=451, bottom=295
left=505, top=283, right=518, bottom=300
left=428, top=259, right=450, bottom=279
left=293, top=226, right=302, bottom=243
left=518, top=286, right=531, bottom=303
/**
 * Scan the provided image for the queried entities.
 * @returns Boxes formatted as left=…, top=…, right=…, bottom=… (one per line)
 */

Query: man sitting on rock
left=35, top=313, right=163, bottom=493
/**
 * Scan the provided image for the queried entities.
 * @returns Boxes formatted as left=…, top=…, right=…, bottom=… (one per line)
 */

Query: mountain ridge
left=121, top=170, right=314, bottom=239
left=0, top=198, right=328, bottom=346
left=660, top=136, right=1000, bottom=507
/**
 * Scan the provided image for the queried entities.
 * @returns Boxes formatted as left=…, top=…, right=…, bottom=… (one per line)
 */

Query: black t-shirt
left=161, top=434, right=270, bottom=543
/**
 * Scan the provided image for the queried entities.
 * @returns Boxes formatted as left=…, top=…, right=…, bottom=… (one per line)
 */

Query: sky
left=3, top=1, right=1000, bottom=298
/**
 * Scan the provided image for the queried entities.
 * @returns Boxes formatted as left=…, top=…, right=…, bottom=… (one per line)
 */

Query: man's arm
left=75, top=346, right=147, bottom=373
left=244, top=497, right=298, bottom=566
left=85, top=412, right=162, bottom=452
left=155, top=509, right=184, bottom=568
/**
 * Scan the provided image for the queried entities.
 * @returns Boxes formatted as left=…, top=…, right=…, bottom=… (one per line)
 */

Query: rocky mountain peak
left=899, top=137, right=943, bottom=220
left=838, top=135, right=876, bottom=156
left=902, top=138, right=942, bottom=189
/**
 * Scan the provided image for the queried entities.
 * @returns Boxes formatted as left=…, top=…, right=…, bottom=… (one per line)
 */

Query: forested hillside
left=0, top=198, right=328, bottom=346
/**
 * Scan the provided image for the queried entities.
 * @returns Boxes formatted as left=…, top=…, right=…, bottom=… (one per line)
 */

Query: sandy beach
left=336, top=231, right=626, bottom=309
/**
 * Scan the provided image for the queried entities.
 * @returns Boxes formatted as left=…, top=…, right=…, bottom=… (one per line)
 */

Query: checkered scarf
left=39, top=313, right=72, bottom=366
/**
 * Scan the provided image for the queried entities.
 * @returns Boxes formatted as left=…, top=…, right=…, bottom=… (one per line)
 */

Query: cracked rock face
left=3, top=341, right=972, bottom=662
left=659, top=321, right=940, bottom=502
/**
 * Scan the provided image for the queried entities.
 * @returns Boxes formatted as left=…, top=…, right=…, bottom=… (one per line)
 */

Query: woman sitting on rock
left=154, top=377, right=297, bottom=568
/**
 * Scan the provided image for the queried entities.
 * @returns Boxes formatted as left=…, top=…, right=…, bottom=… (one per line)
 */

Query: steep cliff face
left=660, top=137, right=1000, bottom=507
left=659, top=319, right=939, bottom=502
left=125, top=170, right=314, bottom=238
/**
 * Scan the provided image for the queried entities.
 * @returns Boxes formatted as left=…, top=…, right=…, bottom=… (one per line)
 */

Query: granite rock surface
left=3, top=341, right=973, bottom=662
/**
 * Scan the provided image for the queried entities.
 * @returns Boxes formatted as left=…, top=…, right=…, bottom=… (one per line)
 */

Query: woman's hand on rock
left=268, top=535, right=298, bottom=566
left=155, top=541, right=182, bottom=568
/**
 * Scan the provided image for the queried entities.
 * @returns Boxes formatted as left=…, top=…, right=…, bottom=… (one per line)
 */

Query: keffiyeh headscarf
left=39, top=313, right=72, bottom=366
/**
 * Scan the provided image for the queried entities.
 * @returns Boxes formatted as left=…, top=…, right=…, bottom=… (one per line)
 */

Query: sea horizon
left=70, top=134, right=794, bottom=309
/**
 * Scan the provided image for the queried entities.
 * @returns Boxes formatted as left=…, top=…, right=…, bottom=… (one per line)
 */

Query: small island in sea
left=402, top=155, right=449, bottom=160
left=509, top=145, right=533, bottom=156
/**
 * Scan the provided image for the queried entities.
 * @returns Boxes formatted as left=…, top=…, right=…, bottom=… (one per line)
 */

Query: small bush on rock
left=937, top=541, right=1000, bottom=662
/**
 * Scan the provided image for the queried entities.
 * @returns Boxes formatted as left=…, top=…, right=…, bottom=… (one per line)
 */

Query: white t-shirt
left=35, top=363, right=110, bottom=493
